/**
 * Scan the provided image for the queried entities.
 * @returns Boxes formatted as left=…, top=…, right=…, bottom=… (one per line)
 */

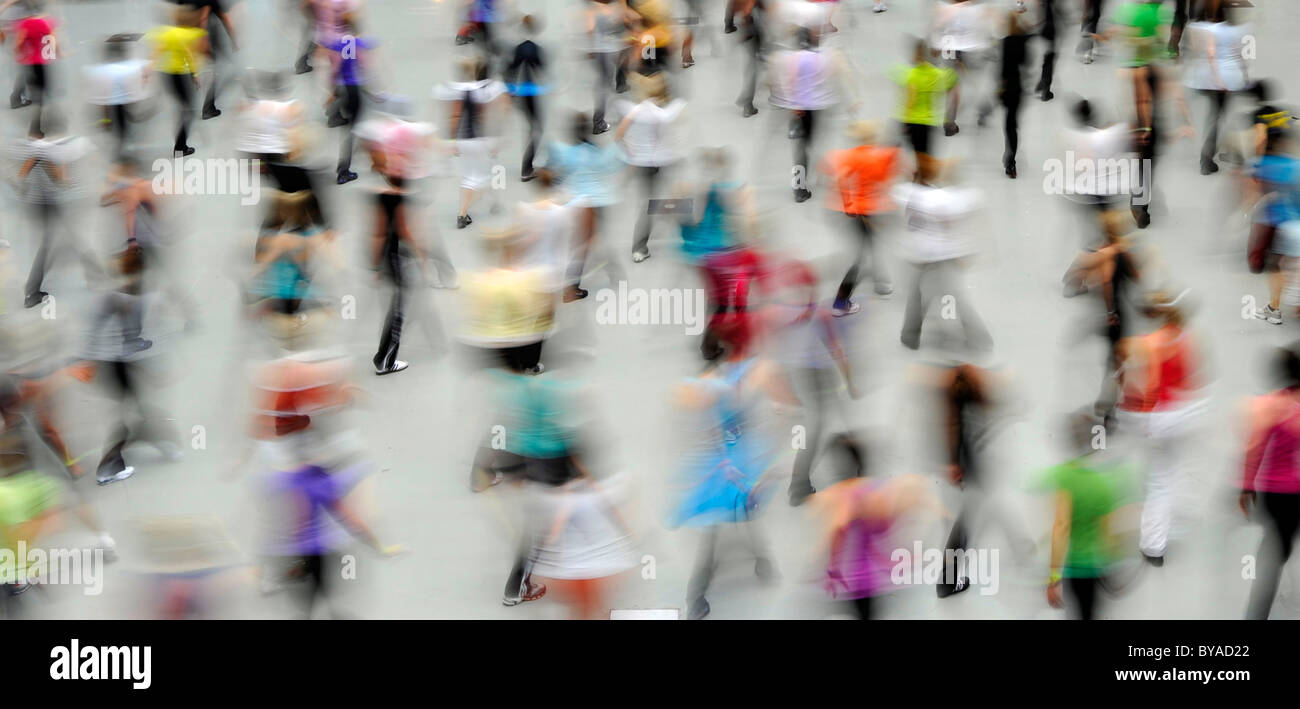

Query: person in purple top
left=261, top=450, right=402, bottom=619
left=323, top=18, right=376, bottom=184
left=815, top=449, right=941, bottom=620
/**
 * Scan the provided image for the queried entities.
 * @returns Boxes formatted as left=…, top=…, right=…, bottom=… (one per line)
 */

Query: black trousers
left=165, top=72, right=196, bottom=152
left=516, top=94, right=541, bottom=177
left=96, top=359, right=176, bottom=477
left=836, top=214, right=889, bottom=302
left=374, top=243, right=406, bottom=371
left=336, top=84, right=363, bottom=172
left=1003, top=89, right=1023, bottom=166
left=1246, top=492, right=1300, bottom=619
left=13, top=63, right=47, bottom=134
left=793, top=109, right=817, bottom=191
left=1037, top=0, right=1057, bottom=93
left=737, top=19, right=763, bottom=108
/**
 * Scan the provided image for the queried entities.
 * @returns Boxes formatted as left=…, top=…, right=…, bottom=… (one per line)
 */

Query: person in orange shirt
left=820, top=121, right=900, bottom=317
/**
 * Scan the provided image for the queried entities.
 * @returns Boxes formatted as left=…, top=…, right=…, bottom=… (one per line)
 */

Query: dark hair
left=1252, top=79, right=1274, bottom=103
left=1072, top=99, right=1095, bottom=127
left=1277, top=344, right=1300, bottom=390
left=572, top=112, right=592, bottom=143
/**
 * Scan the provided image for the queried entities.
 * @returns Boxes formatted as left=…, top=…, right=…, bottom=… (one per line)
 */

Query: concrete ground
left=4, top=0, right=1300, bottom=619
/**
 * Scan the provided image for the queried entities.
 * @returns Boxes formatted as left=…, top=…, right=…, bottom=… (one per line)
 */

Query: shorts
left=903, top=122, right=932, bottom=156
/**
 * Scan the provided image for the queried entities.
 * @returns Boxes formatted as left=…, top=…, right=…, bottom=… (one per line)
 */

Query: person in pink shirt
left=1239, top=343, right=1300, bottom=619
left=6, top=0, right=57, bottom=135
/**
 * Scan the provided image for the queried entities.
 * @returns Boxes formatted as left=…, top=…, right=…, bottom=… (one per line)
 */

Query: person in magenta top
left=1239, top=343, right=1300, bottom=618
left=9, top=0, right=57, bottom=134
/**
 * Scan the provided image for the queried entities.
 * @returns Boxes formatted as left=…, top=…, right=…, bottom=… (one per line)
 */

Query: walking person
left=148, top=5, right=211, bottom=156
left=820, top=120, right=899, bottom=314
left=615, top=71, right=685, bottom=262
left=1240, top=344, right=1300, bottom=619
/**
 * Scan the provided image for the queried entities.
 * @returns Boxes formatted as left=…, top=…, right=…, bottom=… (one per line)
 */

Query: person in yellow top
left=459, top=225, right=557, bottom=374
left=148, top=6, right=210, bottom=156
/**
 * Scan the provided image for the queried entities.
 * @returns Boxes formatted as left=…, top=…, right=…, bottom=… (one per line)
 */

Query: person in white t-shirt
left=1183, top=0, right=1249, bottom=174
left=614, top=71, right=685, bottom=262
left=893, top=156, right=991, bottom=352
left=434, top=55, right=507, bottom=230
left=83, top=36, right=152, bottom=160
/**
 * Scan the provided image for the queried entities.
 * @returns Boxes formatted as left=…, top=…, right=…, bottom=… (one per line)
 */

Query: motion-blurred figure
left=668, top=314, right=796, bottom=619
left=1114, top=290, right=1206, bottom=565
left=1043, top=412, right=1139, bottom=620
left=84, top=35, right=152, bottom=161
left=1238, top=344, right=1300, bottom=619
left=894, top=158, right=991, bottom=353
left=819, top=120, right=899, bottom=312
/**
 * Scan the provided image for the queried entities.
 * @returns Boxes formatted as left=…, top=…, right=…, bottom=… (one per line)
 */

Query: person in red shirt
left=819, top=120, right=900, bottom=316
left=6, top=0, right=58, bottom=135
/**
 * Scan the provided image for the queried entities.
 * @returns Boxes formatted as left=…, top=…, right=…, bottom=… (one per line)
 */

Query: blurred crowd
left=0, top=0, right=1298, bottom=621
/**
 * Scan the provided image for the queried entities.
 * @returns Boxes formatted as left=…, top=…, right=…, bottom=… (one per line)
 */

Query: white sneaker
left=375, top=360, right=409, bottom=375
left=96, top=466, right=135, bottom=486
left=1256, top=305, right=1283, bottom=325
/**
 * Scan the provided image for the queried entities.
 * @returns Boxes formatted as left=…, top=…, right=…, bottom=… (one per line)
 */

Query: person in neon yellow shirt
left=148, top=6, right=210, bottom=156
left=890, top=40, right=957, bottom=170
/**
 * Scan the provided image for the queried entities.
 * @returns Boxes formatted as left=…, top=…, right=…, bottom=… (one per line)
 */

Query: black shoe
left=593, top=119, right=611, bottom=135
left=1133, top=208, right=1151, bottom=229
left=175, top=146, right=196, bottom=157
left=741, top=103, right=758, bottom=118
left=788, top=483, right=815, bottom=507
left=457, top=215, right=472, bottom=229
left=10, top=96, right=31, bottom=109
left=24, top=291, right=48, bottom=309
left=1005, top=162, right=1017, bottom=179
left=327, top=112, right=348, bottom=128
left=900, top=333, right=920, bottom=350
left=1200, top=161, right=1219, bottom=175
left=944, top=122, right=959, bottom=137
left=337, top=170, right=358, bottom=185
left=201, top=105, right=221, bottom=120
left=936, top=576, right=971, bottom=599
left=1040, top=89, right=1054, bottom=102
left=794, top=188, right=812, bottom=203
left=687, top=598, right=711, bottom=620
left=724, top=23, right=738, bottom=34
left=1142, top=552, right=1164, bottom=567
left=294, top=58, right=313, bottom=74
left=521, top=171, right=536, bottom=182
left=615, top=82, right=629, bottom=94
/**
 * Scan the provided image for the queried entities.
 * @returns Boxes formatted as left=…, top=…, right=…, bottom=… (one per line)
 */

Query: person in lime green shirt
left=1112, top=0, right=1172, bottom=69
left=1042, top=412, right=1139, bottom=619
left=890, top=40, right=957, bottom=167
left=148, top=6, right=210, bottom=156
